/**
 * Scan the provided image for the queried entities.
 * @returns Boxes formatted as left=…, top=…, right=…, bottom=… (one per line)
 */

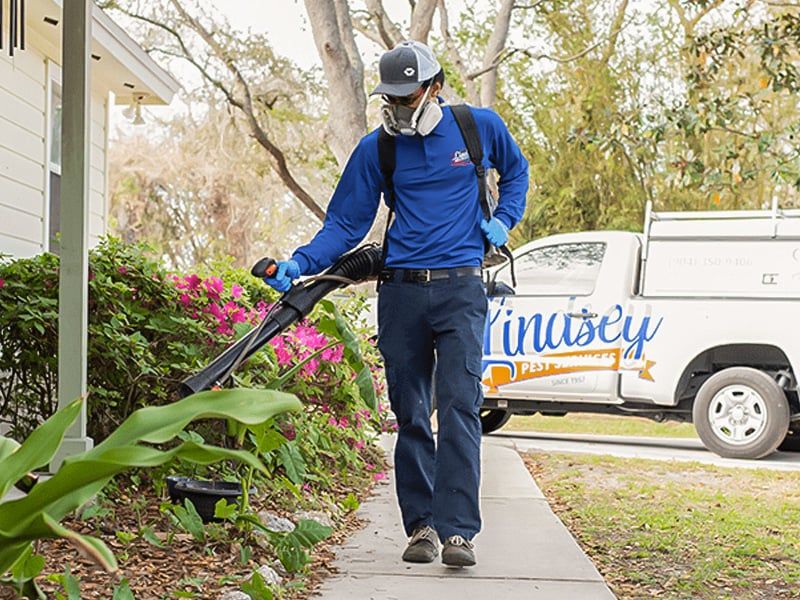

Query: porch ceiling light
left=122, top=93, right=148, bottom=126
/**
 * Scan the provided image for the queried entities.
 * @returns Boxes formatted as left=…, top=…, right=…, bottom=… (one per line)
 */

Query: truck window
left=496, top=242, right=606, bottom=296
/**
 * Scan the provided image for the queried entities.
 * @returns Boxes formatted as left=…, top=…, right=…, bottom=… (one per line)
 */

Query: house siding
left=0, top=44, right=108, bottom=259
left=0, top=44, right=46, bottom=258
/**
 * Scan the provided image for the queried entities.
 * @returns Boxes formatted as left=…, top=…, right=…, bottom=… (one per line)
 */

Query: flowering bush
left=0, top=237, right=385, bottom=444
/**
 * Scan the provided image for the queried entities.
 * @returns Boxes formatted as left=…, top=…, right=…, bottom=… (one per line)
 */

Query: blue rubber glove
left=264, top=259, right=301, bottom=293
left=480, top=217, right=509, bottom=247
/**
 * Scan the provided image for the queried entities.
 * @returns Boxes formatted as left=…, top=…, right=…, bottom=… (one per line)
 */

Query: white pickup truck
left=480, top=202, right=800, bottom=459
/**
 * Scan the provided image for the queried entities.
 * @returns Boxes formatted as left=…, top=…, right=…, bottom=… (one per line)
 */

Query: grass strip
left=524, top=451, right=800, bottom=599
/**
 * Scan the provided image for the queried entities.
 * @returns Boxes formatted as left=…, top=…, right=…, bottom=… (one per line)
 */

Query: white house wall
left=0, top=44, right=109, bottom=259
left=89, top=93, right=107, bottom=248
left=0, top=44, right=46, bottom=258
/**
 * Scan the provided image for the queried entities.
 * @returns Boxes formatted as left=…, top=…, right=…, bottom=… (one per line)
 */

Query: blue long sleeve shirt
left=291, top=105, right=529, bottom=275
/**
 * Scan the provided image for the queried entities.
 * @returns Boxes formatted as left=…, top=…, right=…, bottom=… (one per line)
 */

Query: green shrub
left=0, top=237, right=383, bottom=443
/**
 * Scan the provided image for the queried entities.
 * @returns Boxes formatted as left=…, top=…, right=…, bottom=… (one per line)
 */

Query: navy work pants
left=377, top=273, right=488, bottom=542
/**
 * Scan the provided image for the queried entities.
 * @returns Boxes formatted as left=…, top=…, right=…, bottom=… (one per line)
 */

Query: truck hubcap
left=708, top=384, right=767, bottom=446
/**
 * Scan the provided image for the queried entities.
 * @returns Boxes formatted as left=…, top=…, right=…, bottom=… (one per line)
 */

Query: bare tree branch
left=304, top=0, right=368, bottom=167
left=667, top=0, right=725, bottom=37
left=408, top=0, right=438, bottom=42
left=466, top=32, right=611, bottom=81
left=480, top=0, right=515, bottom=107
left=512, top=1, right=549, bottom=8
left=169, top=0, right=327, bottom=221
left=334, top=0, right=365, bottom=95
left=351, top=9, right=393, bottom=48
left=111, top=1, right=326, bottom=221
left=438, top=0, right=478, bottom=104
left=599, top=0, right=629, bottom=66
left=365, top=0, right=404, bottom=48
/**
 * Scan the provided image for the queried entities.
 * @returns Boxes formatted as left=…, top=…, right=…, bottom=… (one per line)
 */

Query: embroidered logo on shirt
left=450, top=149, right=471, bottom=167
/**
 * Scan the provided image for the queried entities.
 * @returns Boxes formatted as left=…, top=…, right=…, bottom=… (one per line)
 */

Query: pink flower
left=365, top=463, right=375, bottom=471
left=338, top=417, right=349, bottom=429
left=179, top=293, right=191, bottom=307
left=206, top=303, right=226, bottom=324
left=185, top=274, right=201, bottom=290
left=354, top=440, right=365, bottom=450
left=269, top=336, right=292, bottom=366
left=293, top=324, right=328, bottom=350
left=374, top=471, right=387, bottom=482
left=301, top=358, right=320, bottom=378
left=301, top=482, right=312, bottom=493
left=230, top=308, right=247, bottom=324
left=322, top=344, right=344, bottom=364
left=118, top=266, right=128, bottom=275
left=216, top=323, right=234, bottom=336
left=203, top=277, right=224, bottom=300
left=231, top=284, right=243, bottom=299
left=0, top=278, right=5, bottom=289
left=328, top=416, right=338, bottom=427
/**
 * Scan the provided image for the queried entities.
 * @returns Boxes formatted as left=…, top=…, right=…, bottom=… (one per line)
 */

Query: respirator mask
left=380, top=85, right=443, bottom=137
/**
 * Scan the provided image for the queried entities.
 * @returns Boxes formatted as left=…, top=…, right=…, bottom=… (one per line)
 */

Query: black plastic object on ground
left=169, top=478, right=257, bottom=523
left=179, top=244, right=383, bottom=397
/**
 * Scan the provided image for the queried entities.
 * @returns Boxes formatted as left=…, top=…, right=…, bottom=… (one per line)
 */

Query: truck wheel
left=480, top=409, right=511, bottom=434
left=779, top=427, right=800, bottom=452
left=693, top=367, right=790, bottom=459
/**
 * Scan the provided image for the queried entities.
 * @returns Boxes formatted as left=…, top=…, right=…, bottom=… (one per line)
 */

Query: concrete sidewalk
left=314, top=436, right=615, bottom=599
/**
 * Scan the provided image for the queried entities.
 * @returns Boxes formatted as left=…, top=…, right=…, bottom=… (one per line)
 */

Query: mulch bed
left=0, top=475, right=381, bottom=600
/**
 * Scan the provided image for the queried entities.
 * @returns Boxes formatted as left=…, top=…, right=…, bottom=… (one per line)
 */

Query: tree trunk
left=305, top=0, right=368, bottom=167
left=408, top=0, right=438, bottom=42
left=479, top=0, right=515, bottom=108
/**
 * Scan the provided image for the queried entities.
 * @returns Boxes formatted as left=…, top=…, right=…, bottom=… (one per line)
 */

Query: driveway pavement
left=494, top=430, right=800, bottom=472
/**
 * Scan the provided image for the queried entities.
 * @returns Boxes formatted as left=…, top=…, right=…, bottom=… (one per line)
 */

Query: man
left=265, top=41, right=528, bottom=567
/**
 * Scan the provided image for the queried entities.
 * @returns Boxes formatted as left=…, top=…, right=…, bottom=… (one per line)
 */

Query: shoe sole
left=402, top=547, right=438, bottom=563
left=402, top=553, right=438, bottom=563
left=441, top=552, right=476, bottom=567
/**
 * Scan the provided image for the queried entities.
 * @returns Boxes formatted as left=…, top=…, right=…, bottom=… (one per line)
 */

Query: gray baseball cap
left=371, top=40, right=441, bottom=97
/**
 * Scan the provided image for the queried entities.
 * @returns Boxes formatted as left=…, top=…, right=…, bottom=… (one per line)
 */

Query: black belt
left=379, top=266, right=482, bottom=284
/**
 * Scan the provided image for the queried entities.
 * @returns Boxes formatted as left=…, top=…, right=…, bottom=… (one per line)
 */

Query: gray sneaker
left=441, top=535, right=476, bottom=567
left=402, top=525, right=439, bottom=563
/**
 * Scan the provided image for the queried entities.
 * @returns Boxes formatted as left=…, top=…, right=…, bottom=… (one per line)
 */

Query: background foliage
left=104, top=0, right=800, bottom=266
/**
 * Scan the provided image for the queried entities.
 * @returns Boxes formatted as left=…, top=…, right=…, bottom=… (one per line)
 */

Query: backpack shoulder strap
left=376, top=128, right=396, bottom=289
left=450, top=105, right=491, bottom=220
left=451, top=105, right=518, bottom=287
left=450, top=104, right=484, bottom=165
left=377, top=128, right=396, bottom=209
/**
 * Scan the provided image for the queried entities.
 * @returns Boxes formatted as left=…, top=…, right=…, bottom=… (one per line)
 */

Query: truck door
left=483, top=238, right=626, bottom=403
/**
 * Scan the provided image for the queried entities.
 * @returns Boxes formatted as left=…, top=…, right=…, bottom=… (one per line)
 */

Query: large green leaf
left=0, top=388, right=302, bottom=575
left=354, top=365, right=377, bottom=411
left=92, top=388, right=301, bottom=451
left=316, top=301, right=378, bottom=409
left=0, top=398, right=83, bottom=498
left=276, top=442, right=307, bottom=485
left=0, top=438, right=20, bottom=462
left=0, top=442, right=265, bottom=539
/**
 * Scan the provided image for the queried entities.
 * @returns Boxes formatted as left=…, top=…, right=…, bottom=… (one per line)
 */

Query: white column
left=51, top=0, right=94, bottom=472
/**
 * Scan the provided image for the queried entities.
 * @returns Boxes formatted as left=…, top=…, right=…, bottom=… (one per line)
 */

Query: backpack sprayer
left=179, top=244, right=384, bottom=397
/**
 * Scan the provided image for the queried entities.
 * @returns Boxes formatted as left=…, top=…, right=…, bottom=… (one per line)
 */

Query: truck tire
left=693, top=367, right=790, bottom=459
left=480, top=409, right=512, bottom=434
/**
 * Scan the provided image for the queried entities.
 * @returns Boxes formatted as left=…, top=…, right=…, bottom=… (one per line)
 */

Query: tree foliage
left=105, top=0, right=800, bottom=258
